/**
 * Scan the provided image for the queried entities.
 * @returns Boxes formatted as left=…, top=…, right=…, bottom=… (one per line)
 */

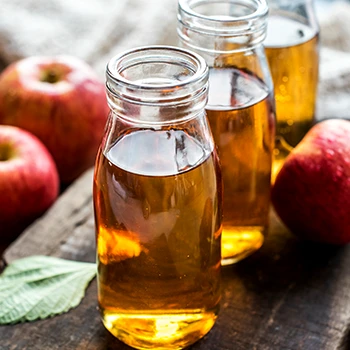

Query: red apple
left=0, top=125, right=59, bottom=241
left=272, top=119, right=350, bottom=245
left=0, top=56, right=109, bottom=183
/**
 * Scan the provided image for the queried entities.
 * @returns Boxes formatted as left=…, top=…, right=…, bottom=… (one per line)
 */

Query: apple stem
left=41, top=71, right=60, bottom=84
left=0, top=143, right=15, bottom=161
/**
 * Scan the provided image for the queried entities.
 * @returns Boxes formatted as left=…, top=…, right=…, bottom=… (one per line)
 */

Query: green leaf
left=0, top=255, right=96, bottom=324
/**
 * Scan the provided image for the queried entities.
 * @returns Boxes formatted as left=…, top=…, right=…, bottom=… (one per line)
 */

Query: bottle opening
left=178, top=0, right=268, bottom=53
left=182, top=0, right=264, bottom=20
left=107, top=46, right=207, bottom=93
left=106, top=46, right=209, bottom=124
left=118, top=60, right=196, bottom=87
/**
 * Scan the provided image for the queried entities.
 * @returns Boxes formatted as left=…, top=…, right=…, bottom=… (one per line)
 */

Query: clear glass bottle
left=178, top=0, right=275, bottom=265
left=93, top=46, right=222, bottom=349
left=265, top=0, right=320, bottom=181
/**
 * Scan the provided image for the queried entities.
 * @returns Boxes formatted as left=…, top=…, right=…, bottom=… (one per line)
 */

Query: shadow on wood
left=1, top=170, right=350, bottom=349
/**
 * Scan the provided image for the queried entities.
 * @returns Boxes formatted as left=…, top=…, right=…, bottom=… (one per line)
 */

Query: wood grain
left=1, top=176, right=350, bottom=350
left=3, top=168, right=95, bottom=265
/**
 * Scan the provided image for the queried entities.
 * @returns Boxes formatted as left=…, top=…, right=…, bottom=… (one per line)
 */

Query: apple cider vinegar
left=178, top=0, right=275, bottom=264
left=265, top=15, right=319, bottom=179
left=94, top=129, right=222, bottom=349
left=206, top=68, right=274, bottom=264
left=94, top=47, right=222, bottom=349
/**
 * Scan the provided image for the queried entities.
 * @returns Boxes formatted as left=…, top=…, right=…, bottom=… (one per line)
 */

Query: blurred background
left=1, top=0, right=350, bottom=76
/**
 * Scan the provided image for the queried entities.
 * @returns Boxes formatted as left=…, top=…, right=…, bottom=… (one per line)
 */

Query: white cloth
left=317, top=2, right=350, bottom=119
left=0, top=0, right=178, bottom=76
left=0, top=0, right=349, bottom=120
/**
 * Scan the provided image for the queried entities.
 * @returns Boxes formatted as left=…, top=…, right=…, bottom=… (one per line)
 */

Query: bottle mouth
left=179, top=0, right=268, bottom=26
left=178, top=0, right=268, bottom=52
left=106, top=46, right=208, bottom=105
left=106, top=46, right=209, bottom=124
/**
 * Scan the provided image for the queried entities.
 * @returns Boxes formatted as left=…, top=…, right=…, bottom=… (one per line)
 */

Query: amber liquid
left=93, top=129, right=222, bottom=349
left=206, top=68, right=274, bottom=265
left=265, top=16, right=319, bottom=181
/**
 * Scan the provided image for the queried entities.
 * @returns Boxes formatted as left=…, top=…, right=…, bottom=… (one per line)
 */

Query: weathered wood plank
left=1, top=188, right=350, bottom=350
left=3, top=168, right=95, bottom=265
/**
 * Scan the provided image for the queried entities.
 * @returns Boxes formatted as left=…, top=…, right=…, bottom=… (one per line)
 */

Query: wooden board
left=1, top=167, right=350, bottom=350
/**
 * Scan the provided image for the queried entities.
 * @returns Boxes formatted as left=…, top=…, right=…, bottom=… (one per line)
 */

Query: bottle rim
left=105, top=46, right=209, bottom=124
left=178, top=0, right=268, bottom=27
left=177, top=0, right=269, bottom=53
left=106, top=45, right=208, bottom=95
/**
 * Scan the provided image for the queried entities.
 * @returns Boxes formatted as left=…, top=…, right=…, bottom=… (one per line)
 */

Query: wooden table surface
left=1, top=169, right=350, bottom=350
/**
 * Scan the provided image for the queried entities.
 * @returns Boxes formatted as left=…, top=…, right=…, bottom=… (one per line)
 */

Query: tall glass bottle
left=265, top=0, right=320, bottom=181
left=178, top=0, right=275, bottom=265
left=93, top=46, right=222, bottom=349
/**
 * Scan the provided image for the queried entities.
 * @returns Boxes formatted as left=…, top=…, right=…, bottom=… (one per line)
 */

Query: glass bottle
left=93, top=46, right=222, bottom=349
left=178, top=0, right=275, bottom=265
left=265, top=0, right=320, bottom=181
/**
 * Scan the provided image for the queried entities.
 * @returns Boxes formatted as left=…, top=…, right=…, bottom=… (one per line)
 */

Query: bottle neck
left=106, top=46, right=209, bottom=125
left=178, top=0, right=268, bottom=55
left=266, top=0, right=318, bottom=34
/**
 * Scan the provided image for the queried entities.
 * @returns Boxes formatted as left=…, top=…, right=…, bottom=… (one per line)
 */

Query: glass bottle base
left=221, top=226, right=265, bottom=265
left=101, top=309, right=218, bottom=349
